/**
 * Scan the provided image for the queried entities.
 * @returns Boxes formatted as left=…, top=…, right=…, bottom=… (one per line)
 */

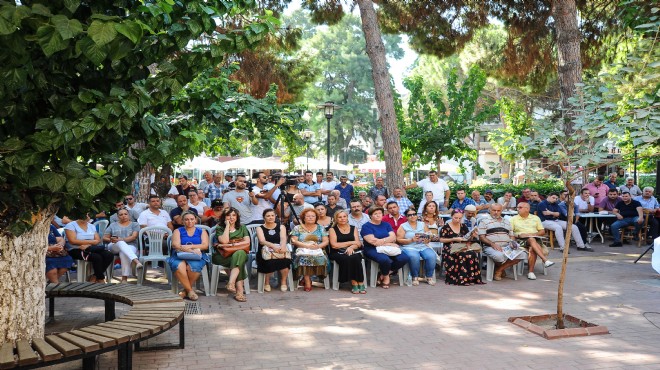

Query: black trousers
left=69, top=248, right=115, bottom=280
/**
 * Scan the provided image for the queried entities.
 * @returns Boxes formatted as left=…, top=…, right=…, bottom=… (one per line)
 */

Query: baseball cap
left=485, top=189, right=493, bottom=194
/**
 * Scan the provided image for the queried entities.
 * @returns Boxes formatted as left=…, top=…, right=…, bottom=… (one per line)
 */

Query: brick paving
left=45, top=241, right=660, bottom=369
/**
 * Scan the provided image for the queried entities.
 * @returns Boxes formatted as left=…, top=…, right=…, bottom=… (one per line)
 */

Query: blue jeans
left=401, top=246, right=437, bottom=278
left=610, top=217, right=642, bottom=241
left=363, top=247, right=410, bottom=275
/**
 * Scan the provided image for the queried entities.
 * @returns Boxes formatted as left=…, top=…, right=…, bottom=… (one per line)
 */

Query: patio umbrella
left=179, top=156, right=225, bottom=171
left=294, top=156, right=351, bottom=171
left=218, top=156, right=287, bottom=171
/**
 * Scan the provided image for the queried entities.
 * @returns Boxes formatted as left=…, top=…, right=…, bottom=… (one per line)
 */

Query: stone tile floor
left=45, top=241, right=660, bottom=369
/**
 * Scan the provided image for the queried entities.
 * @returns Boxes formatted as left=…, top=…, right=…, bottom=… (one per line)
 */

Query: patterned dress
left=440, top=223, right=483, bottom=286
left=290, top=224, right=328, bottom=279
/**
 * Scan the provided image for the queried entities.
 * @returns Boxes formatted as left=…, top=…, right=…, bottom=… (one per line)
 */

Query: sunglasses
left=405, top=213, right=417, bottom=217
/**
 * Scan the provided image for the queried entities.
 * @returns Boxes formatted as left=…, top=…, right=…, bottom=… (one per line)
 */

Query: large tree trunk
left=552, top=0, right=583, bottom=132
left=356, top=0, right=404, bottom=191
left=0, top=211, right=53, bottom=342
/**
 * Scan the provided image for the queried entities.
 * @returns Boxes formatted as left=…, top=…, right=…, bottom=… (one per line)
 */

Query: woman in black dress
left=255, top=209, right=292, bottom=292
left=439, top=210, right=484, bottom=286
left=328, top=210, right=366, bottom=294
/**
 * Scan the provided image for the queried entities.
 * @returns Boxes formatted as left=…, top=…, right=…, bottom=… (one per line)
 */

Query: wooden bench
left=0, top=282, right=185, bottom=370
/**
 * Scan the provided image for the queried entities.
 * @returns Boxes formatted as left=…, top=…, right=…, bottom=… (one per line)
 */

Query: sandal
left=412, top=277, right=419, bottom=286
left=426, top=278, right=436, bottom=286
left=351, top=285, right=360, bottom=294
left=226, top=281, right=237, bottom=294
left=358, top=284, right=366, bottom=294
left=187, top=290, right=199, bottom=301
left=178, top=291, right=186, bottom=299
left=280, top=284, right=288, bottom=292
left=381, top=275, right=390, bottom=289
left=234, top=293, right=247, bottom=302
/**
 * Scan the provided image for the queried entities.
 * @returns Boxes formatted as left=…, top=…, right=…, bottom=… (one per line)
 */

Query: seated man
left=325, top=193, right=344, bottom=218
left=497, top=191, right=517, bottom=211
left=609, top=192, right=644, bottom=247
left=479, top=203, right=527, bottom=281
left=537, top=192, right=591, bottom=252
left=462, top=205, right=478, bottom=230
left=331, top=189, right=348, bottom=209
left=449, top=189, right=476, bottom=213
left=510, top=202, right=555, bottom=280
left=633, top=187, right=659, bottom=244
left=383, top=201, right=407, bottom=233
left=170, top=194, right=198, bottom=229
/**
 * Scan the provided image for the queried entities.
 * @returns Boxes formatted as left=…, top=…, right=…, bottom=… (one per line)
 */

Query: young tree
left=0, top=1, right=285, bottom=342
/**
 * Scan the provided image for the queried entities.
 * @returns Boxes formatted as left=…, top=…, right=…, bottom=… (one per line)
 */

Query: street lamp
left=301, top=130, right=314, bottom=171
left=316, top=101, right=341, bottom=173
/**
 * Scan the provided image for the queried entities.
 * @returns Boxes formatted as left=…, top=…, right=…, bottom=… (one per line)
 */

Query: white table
left=577, top=213, right=616, bottom=244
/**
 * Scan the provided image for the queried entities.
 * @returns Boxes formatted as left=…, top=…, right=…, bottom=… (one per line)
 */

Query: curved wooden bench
left=0, top=282, right=185, bottom=370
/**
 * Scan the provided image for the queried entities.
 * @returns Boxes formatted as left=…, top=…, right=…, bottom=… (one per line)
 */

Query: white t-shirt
left=320, top=180, right=338, bottom=202
left=252, top=183, right=275, bottom=221
left=188, top=201, right=207, bottom=215
left=574, top=196, right=595, bottom=214
left=151, top=185, right=178, bottom=207
left=126, top=202, right=147, bottom=221
left=416, top=178, right=450, bottom=203
left=137, top=209, right=171, bottom=228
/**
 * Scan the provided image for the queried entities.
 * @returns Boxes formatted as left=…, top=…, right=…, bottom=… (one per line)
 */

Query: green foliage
left=399, top=65, right=498, bottom=175
left=0, top=0, right=280, bottom=236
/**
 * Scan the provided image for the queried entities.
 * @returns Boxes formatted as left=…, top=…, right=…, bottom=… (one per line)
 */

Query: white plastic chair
left=401, top=255, right=438, bottom=286
left=169, top=234, right=211, bottom=296
left=162, top=204, right=175, bottom=214
left=368, top=259, right=406, bottom=288
left=93, top=220, right=109, bottom=239
left=485, top=255, right=518, bottom=282
left=209, top=239, right=251, bottom=295
left=257, top=243, right=295, bottom=293
left=137, top=226, right=172, bottom=286
left=245, top=224, right=261, bottom=278
left=331, top=257, right=367, bottom=290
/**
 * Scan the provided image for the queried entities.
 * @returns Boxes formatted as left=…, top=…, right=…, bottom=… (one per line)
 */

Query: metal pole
left=633, top=150, right=638, bottom=184
left=306, top=141, right=309, bottom=171
left=326, top=117, right=331, bottom=173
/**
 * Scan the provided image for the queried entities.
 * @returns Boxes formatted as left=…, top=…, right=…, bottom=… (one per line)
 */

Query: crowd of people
left=47, top=169, right=659, bottom=301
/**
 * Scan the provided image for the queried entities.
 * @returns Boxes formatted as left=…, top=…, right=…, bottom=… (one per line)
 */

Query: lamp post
left=317, top=101, right=340, bottom=173
left=301, top=130, right=314, bottom=171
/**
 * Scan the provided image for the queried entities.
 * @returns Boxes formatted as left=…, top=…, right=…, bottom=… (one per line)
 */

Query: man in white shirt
left=633, top=187, right=659, bottom=243
left=574, top=188, right=595, bottom=217
left=124, top=194, right=147, bottom=221
left=348, top=199, right=370, bottom=237
left=320, top=171, right=338, bottom=203
left=250, top=172, right=281, bottom=224
left=405, top=170, right=450, bottom=211
left=137, top=195, right=173, bottom=230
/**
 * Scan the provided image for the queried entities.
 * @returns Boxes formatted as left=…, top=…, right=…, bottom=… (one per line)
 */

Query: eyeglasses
left=125, top=197, right=133, bottom=200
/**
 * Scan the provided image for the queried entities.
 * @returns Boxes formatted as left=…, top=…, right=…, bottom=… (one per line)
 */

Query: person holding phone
left=397, top=210, right=437, bottom=286
left=104, top=208, right=142, bottom=283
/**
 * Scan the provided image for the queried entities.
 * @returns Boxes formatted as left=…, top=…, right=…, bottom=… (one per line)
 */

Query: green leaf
left=31, top=4, right=52, bottom=17
left=114, top=21, right=142, bottom=44
left=121, top=98, right=139, bottom=118
left=1, top=137, right=25, bottom=151
left=52, top=15, right=82, bottom=40
left=37, top=25, right=68, bottom=56
left=77, top=37, right=107, bottom=65
left=0, top=13, right=17, bottom=35
left=43, top=172, right=67, bottom=192
left=63, top=0, right=81, bottom=13
left=88, top=20, right=117, bottom=46
left=82, top=178, right=106, bottom=196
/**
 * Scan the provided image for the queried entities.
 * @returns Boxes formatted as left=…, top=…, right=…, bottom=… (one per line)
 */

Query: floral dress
left=290, top=224, right=328, bottom=279
left=440, top=223, right=483, bottom=286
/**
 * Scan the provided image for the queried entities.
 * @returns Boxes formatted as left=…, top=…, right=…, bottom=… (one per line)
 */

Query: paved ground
left=46, top=240, right=660, bottom=370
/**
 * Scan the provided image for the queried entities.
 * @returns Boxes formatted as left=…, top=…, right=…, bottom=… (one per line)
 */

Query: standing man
left=510, top=202, right=555, bottom=280
left=250, top=172, right=281, bottom=225
left=170, top=194, right=198, bottom=229
left=223, top=174, right=257, bottom=225
left=320, top=171, right=338, bottom=203
left=198, top=171, right=213, bottom=193
left=583, top=175, right=610, bottom=206
left=619, top=177, right=642, bottom=197
left=315, top=172, right=324, bottom=202
left=633, top=187, right=659, bottom=243
left=603, top=172, right=618, bottom=190
left=334, top=175, right=355, bottom=207
left=405, top=170, right=450, bottom=211
left=537, top=192, right=591, bottom=252
left=137, top=195, right=173, bottom=230
left=298, top=170, right=321, bottom=205
left=479, top=203, right=527, bottom=281
left=609, top=192, right=644, bottom=247
left=387, top=187, right=414, bottom=213
left=176, top=175, right=197, bottom=196
left=369, top=177, right=389, bottom=200
left=449, top=189, right=476, bottom=213
left=124, top=194, right=147, bottom=221
left=206, top=172, right=225, bottom=203
left=383, top=201, right=407, bottom=233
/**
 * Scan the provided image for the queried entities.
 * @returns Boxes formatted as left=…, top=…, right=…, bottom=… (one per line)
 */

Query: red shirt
left=382, top=214, right=407, bottom=233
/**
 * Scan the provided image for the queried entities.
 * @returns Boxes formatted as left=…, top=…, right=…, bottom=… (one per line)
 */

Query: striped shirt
left=478, top=217, right=513, bottom=247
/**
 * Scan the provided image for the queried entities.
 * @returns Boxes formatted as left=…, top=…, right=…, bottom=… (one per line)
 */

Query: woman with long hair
left=214, top=207, right=250, bottom=302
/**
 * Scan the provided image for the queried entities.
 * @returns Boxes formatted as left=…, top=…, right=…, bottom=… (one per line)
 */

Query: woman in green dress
left=214, top=207, right=251, bottom=302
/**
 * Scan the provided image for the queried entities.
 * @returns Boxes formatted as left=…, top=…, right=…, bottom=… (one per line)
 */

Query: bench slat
left=84, top=324, right=143, bottom=341
left=44, top=335, right=81, bottom=357
left=70, top=330, right=115, bottom=349
left=15, top=340, right=39, bottom=366
left=97, top=322, right=157, bottom=337
left=115, top=318, right=170, bottom=331
left=59, top=282, right=86, bottom=292
left=50, top=283, right=71, bottom=292
left=131, top=298, right=182, bottom=304
left=122, top=313, right=181, bottom=323
left=66, top=282, right=96, bottom=292
left=31, top=338, right=62, bottom=362
left=0, top=342, right=15, bottom=370
left=45, top=283, right=58, bottom=292
left=57, top=333, right=99, bottom=353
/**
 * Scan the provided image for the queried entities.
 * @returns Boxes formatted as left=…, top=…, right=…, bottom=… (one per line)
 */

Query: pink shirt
left=383, top=214, right=407, bottom=233
left=583, top=182, right=610, bottom=206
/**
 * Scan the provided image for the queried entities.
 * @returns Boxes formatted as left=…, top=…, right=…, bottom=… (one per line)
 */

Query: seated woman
left=214, top=207, right=250, bottom=302
left=256, top=209, right=292, bottom=292
left=104, top=208, right=143, bottom=283
left=46, top=225, right=74, bottom=283
left=202, top=198, right=224, bottom=227
left=439, top=210, right=484, bottom=286
left=315, top=203, right=333, bottom=230
left=328, top=210, right=366, bottom=294
left=64, top=212, right=114, bottom=283
left=290, top=208, right=328, bottom=292
left=360, top=207, right=410, bottom=289
left=168, top=211, right=210, bottom=300
left=396, top=210, right=436, bottom=286
left=422, top=200, right=444, bottom=255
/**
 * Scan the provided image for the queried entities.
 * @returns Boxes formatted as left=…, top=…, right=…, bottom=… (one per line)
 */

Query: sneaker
left=544, top=260, right=555, bottom=268
left=609, top=242, right=623, bottom=247
left=577, top=247, right=595, bottom=252
left=527, top=272, right=537, bottom=280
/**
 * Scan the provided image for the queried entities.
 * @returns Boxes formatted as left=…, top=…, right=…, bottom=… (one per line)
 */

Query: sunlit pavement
left=46, top=241, right=660, bottom=369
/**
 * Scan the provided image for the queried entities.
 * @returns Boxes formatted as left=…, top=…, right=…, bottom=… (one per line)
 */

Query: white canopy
left=218, top=156, right=287, bottom=171
left=294, top=156, right=351, bottom=171
left=179, top=157, right=225, bottom=171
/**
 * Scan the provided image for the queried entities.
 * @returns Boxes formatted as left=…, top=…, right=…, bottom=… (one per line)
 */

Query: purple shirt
left=583, top=182, right=610, bottom=206
left=598, top=196, right=621, bottom=212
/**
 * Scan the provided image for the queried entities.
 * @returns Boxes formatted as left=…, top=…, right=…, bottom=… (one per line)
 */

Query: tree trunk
left=556, top=180, right=575, bottom=329
left=356, top=0, right=404, bottom=191
left=134, top=163, right=154, bottom=203
left=552, top=0, right=583, bottom=132
left=0, top=212, right=53, bottom=343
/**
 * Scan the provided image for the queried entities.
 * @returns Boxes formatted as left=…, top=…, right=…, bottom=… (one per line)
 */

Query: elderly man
left=387, top=186, right=414, bottom=213
left=479, top=203, right=527, bottom=281
left=497, top=191, right=517, bottom=211
left=471, top=190, right=489, bottom=215
left=619, top=177, right=642, bottom=197
left=633, top=187, right=660, bottom=243
left=325, top=194, right=344, bottom=218
left=383, top=201, right=407, bottom=233
left=334, top=175, right=354, bottom=207
left=170, top=194, right=198, bottom=229
left=223, top=174, right=257, bottom=225
left=348, top=199, right=370, bottom=235
left=361, top=196, right=374, bottom=211
left=584, top=175, right=610, bottom=206
left=330, top=189, right=348, bottom=209
left=405, top=170, right=451, bottom=211
left=290, top=193, right=313, bottom=225
left=537, top=192, right=591, bottom=252
left=510, top=202, right=555, bottom=280
left=358, top=190, right=367, bottom=203
left=609, top=192, right=644, bottom=247
left=137, top=195, right=173, bottom=230
left=206, top=172, right=225, bottom=202
left=449, top=189, right=476, bottom=213
left=369, top=176, right=389, bottom=200
left=603, top=172, right=618, bottom=190
left=462, top=205, right=478, bottom=230
left=198, top=171, right=214, bottom=192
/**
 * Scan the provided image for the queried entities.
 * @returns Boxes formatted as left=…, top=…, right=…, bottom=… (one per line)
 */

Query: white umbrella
left=294, top=156, right=351, bottom=171
left=358, top=161, right=386, bottom=172
left=179, top=156, right=225, bottom=171
left=415, top=162, right=460, bottom=173
left=218, top=156, right=287, bottom=171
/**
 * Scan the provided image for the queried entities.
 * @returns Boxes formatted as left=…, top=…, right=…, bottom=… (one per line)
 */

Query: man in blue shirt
left=633, top=187, right=659, bottom=243
left=334, top=175, right=354, bottom=207
left=537, top=192, right=590, bottom=252
left=449, top=189, right=476, bottom=213
left=603, top=172, right=619, bottom=190
left=298, top=170, right=321, bottom=204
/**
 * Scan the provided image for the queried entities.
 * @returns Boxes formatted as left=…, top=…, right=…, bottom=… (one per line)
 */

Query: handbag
left=376, top=245, right=401, bottom=256
left=261, top=246, right=291, bottom=260
left=177, top=251, right=202, bottom=260
left=46, top=247, right=68, bottom=258
left=218, top=238, right=249, bottom=258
